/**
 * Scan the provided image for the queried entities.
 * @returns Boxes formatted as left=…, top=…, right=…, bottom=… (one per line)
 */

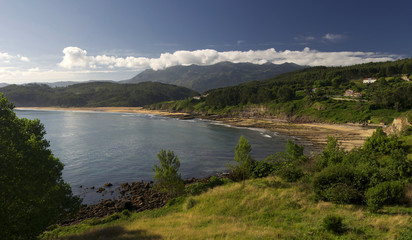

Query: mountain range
left=122, top=62, right=304, bottom=92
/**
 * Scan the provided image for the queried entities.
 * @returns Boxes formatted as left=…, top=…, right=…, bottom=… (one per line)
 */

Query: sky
left=1, top=0, right=411, bottom=84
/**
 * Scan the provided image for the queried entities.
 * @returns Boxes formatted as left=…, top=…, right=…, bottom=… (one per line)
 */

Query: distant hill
left=122, top=62, right=304, bottom=92
left=0, top=81, right=198, bottom=107
left=0, top=83, right=8, bottom=88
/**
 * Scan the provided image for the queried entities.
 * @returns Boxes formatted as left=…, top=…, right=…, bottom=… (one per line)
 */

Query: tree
left=153, top=149, right=184, bottom=196
left=231, top=136, right=254, bottom=180
left=0, top=94, right=81, bottom=240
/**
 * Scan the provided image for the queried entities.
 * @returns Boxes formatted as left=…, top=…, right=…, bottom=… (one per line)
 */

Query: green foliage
left=365, top=181, right=405, bottom=212
left=317, top=136, right=346, bottom=169
left=121, top=209, right=131, bottom=217
left=184, top=198, right=197, bottom=210
left=322, top=215, right=346, bottom=234
left=285, top=139, right=305, bottom=160
left=313, top=164, right=362, bottom=203
left=264, top=140, right=306, bottom=182
left=184, top=176, right=228, bottom=196
left=184, top=182, right=209, bottom=195
left=314, top=128, right=410, bottom=208
left=363, top=127, right=403, bottom=155
left=277, top=163, right=304, bottom=182
left=230, top=136, right=254, bottom=181
left=251, top=161, right=275, bottom=178
left=0, top=94, right=81, bottom=240
left=153, top=149, right=184, bottom=197
left=0, top=82, right=199, bottom=107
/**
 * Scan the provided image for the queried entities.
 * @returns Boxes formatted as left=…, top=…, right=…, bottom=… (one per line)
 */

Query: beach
left=16, top=107, right=376, bottom=152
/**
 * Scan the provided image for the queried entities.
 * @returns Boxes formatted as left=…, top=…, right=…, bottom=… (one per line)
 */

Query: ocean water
left=15, top=109, right=288, bottom=203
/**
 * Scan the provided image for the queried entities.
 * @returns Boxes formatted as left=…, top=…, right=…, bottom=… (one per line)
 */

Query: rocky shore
left=63, top=176, right=216, bottom=225
left=63, top=181, right=169, bottom=225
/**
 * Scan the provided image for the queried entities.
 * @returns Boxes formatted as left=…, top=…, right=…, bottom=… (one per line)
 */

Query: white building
left=363, top=78, right=377, bottom=84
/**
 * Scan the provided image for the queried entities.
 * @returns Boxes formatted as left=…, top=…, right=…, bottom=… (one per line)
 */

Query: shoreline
left=16, top=106, right=376, bottom=151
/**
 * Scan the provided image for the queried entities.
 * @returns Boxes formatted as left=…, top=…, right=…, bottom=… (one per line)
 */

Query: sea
left=15, top=109, right=288, bottom=203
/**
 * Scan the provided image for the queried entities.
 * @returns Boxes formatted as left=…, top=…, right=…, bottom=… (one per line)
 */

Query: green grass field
left=41, top=175, right=411, bottom=240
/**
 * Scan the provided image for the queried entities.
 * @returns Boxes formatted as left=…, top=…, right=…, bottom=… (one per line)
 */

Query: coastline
left=16, top=106, right=376, bottom=152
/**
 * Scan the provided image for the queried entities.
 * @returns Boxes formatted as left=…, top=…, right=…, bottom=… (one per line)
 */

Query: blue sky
left=1, top=0, right=411, bottom=84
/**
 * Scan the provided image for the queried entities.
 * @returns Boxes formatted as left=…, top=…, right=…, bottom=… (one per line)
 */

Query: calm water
left=15, top=109, right=288, bottom=203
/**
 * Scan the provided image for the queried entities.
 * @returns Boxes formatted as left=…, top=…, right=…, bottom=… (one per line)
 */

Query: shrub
left=323, top=183, right=361, bottom=204
left=229, top=136, right=254, bottom=181
left=251, top=161, right=275, bottom=178
left=277, top=163, right=304, bottom=182
left=184, top=198, right=196, bottom=210
left=365, top=181, right=405, bottom=212
left=185, top=182, right=209, bottom=195
left=363, top=127, right=403, bottom=155
left=121, top=209, right=131, bottom=217
left=153, top=149, right=184, bottom=197
left=313, top=164, right=362, bottom=203
left=208, top=176, right=227, bottom=187
left=317, top=136, right=346, bottom=169
left=322, top=215, right=345, bottom=234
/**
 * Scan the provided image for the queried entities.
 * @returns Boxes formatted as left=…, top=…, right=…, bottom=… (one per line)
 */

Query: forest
left=0, top=81, right=199, bottom=107
left=150, top=58, right=412, bottom=124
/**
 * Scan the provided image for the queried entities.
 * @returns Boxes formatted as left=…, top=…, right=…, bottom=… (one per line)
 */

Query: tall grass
left=42, top=176, right=411, bottom=240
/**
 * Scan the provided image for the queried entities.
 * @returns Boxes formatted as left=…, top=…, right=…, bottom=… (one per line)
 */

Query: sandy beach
left=16, top=106, right=376, bottom=152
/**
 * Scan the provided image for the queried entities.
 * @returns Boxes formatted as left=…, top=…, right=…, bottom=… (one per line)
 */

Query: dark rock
left=96, top=187, right=105, bottom=193
left=104, top=183, right=113, bottom=187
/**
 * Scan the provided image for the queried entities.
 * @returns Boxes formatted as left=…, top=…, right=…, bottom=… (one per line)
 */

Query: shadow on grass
left=60, top=226, right=163, bottom=240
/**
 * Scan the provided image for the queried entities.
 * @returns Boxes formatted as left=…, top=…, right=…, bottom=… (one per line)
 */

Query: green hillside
left=149, top=59, right=412, bottom=124
left=0, top=81, right=199, bottom=107
left=40, top=130, right=412, bottom=239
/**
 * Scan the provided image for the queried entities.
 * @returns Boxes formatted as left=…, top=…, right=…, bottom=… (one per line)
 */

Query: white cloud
left=58, top=46, right=91, bottom=69
left=0, top=52, right=30, bottom=63
left=323, top=33, right=344, bottom=41
left=58, top=46, right=399, bottom=71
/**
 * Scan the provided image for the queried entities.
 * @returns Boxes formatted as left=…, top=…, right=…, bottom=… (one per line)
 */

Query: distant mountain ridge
left=122, top=62, right=304, bottom=92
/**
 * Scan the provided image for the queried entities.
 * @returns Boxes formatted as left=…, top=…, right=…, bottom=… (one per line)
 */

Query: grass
left=41, top=176, right=411, bottom=240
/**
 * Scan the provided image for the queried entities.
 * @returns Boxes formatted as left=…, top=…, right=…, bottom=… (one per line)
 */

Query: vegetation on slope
left=0, top=95, right=81, bottom=240
left=0, top=81, right=199, bottom=107
left=149, top=58, right=412, bottom=124
left=41, top=128, right=412, bottom=239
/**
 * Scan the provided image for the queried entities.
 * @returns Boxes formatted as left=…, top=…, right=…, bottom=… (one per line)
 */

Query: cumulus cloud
left=0, top=52, right=30, bottom=63
left=58, top=46, right=399, bottom=71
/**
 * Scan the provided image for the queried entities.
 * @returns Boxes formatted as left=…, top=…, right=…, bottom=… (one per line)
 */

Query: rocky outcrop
left=62, top=181, right=169, bottom=225
left=384, top=117, right=411, bottom=136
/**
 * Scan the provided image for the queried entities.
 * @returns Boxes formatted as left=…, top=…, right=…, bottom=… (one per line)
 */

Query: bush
left=184, top=198, right=196, bottom=210
left=153, top=149, right=184, bottom=197
left=229, top=136, right=254, bottom=181
left=251, top=161, right=275, bottom=178
left=121, top=209, right=131, bottom=217
left=317, top=136, right=346, bottom=170
left=185, top=182, right=209, bottom=195
left=365, top=181, right=405, bottom=212
left=322, top=215, right=345, bottom=234
left=277, top=163, right=304, bottom=182
left=313, top=164, right=362, bottom=203
left=208, top=176, right=228, bottom=187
